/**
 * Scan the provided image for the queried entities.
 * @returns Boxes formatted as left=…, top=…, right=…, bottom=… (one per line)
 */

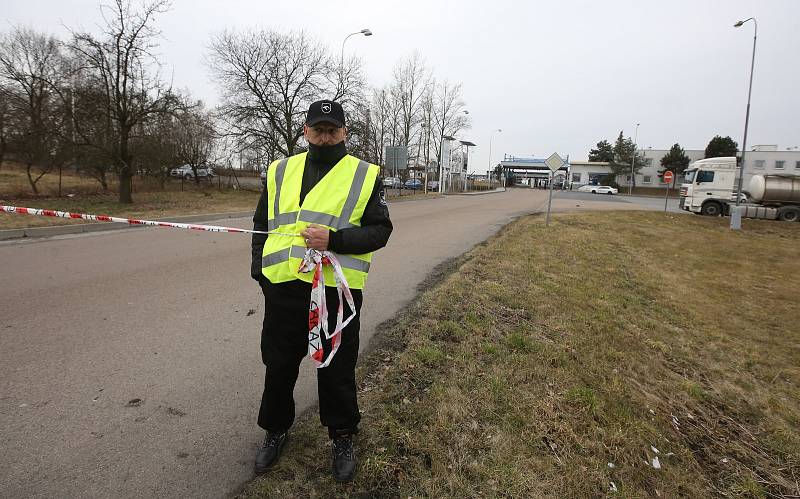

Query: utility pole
left=731, top=17, right=757, bottom=231
left=629, top=123, right=640, bottom=195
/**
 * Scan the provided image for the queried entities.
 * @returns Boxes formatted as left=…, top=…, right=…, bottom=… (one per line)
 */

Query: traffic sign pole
left=546, top=171, right=555, bottom=226
left=544, top=153, right=565, bottom=227
left=663, top=171, right=673, bottom=212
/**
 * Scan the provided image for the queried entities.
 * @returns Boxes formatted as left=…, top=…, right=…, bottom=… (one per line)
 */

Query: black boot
left=331, top=434, right=357, bottom=482
left=255, top=431, right=287, bottom=474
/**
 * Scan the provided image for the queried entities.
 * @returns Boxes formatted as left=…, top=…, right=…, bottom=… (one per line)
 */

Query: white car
left=578, top=185, right=618, bottom=195
left=170, top=164, right=214, bottom=180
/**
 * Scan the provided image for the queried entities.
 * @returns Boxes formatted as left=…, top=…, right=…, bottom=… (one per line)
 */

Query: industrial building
left=500, top=146, right=800, bottom=190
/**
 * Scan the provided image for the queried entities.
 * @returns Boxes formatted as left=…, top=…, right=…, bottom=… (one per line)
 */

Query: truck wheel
left=777, top=207, right=800, bottom=222
left=701, top=201, right=722, bottom=216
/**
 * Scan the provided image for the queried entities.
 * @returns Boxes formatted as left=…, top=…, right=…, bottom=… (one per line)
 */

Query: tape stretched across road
left=1, top=205, right=298, bottom=237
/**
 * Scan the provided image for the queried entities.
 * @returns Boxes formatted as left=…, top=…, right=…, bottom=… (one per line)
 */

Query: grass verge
left=241, top=211, right=799, bottom=498
left=0, top=190, right=261, bottom=229
left=1, top=163, right=262, bottom=229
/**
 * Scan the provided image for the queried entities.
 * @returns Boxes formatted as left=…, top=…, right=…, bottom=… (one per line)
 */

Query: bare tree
left=132, top=110, right=178, bottom=187
left=390, top=52, right=431, bottom=160
left=69, top=0, right=180, bottom=203
left=0, top=83, right=11, bottom=171
left=208, top=29, right=362, bottom=165
left=0, top=26, right=69, bottom=194
left=65, top=73, right=117, bottom=191
left=431, top=80, right=470, bottom=166
left=418, top=86, right=436, bottom=172
left=371, top=88, right=391, bottom=166
left=174, top=101, right=217, bottom=184
left=331, top=53, right=366, bottom=107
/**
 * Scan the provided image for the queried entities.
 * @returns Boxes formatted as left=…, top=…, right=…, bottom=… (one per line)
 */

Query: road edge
left=0, top=211, right=255, bottom=241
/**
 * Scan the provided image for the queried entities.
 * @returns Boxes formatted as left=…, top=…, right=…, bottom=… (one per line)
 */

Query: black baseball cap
left=306, top=100, right=346, bottom=128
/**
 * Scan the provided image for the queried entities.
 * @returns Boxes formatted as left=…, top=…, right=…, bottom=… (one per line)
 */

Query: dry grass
left=0, top=163, right=262, bottom=229
left=0, top=162, right=437, bottom=230
left=0, top=189, right=260, bottom=229
left=241, top=211, right=800, bottom=498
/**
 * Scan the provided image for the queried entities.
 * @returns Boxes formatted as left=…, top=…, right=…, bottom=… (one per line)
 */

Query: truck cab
left=679, top=157, right=738, bottom=216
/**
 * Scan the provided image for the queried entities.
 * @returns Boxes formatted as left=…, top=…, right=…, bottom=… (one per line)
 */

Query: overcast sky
left=5, top=0, right=799, bottom=170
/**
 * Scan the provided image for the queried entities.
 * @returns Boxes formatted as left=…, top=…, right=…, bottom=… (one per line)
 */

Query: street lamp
left=340, top=29, right=372, bottom=92
left=439, top=135, right=455, bottom=193
left=436, top=109, right=469, bottom=193
left=460, top=140, right=476, bottom=192
left=629, top=123, right=640, bottom=195
left=731, top=17, right=757, bottom=230
left=488, top=128, right=502, bottom=188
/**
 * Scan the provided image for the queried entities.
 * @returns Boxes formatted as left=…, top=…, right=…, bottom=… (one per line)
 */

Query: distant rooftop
left=501, top=154, right=570, bottom=165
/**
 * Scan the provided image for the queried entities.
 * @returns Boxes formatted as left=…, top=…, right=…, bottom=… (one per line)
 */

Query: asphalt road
left=0, top=189, right=667, bottom=498
left=552, top=190, right=685, bottom=213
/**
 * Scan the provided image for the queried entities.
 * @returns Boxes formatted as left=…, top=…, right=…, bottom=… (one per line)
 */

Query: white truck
left=679, top=156, right=800, bottom=222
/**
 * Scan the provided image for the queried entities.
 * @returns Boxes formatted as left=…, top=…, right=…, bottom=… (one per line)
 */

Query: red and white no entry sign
left=663, top=171, right=674, bottom=183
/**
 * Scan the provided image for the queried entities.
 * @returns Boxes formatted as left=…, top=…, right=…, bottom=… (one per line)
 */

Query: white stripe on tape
left=1, top=205, right=298, bottom=237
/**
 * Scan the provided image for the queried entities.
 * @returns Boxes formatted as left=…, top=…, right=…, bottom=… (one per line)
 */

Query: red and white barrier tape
left=298, top=249, right=356, bottom=369
left=1, top=205, right=298, bottom=237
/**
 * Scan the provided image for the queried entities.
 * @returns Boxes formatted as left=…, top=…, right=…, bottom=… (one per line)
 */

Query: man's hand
left=300, top=224, right=330, bottom=250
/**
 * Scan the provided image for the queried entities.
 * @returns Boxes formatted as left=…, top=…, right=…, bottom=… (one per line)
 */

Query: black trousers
left=258, top=279, right=362, bottom=438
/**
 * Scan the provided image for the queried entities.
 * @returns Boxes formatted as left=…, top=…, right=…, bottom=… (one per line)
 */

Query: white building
left=498, top=155, right=570, bottom=187
left=570, top=145, right=800, bottom=189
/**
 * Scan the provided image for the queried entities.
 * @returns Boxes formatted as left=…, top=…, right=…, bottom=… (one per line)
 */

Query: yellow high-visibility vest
left=260, top=152, right=379, bottom=289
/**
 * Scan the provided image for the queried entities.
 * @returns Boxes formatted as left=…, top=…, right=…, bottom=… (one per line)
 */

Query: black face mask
left=307, top=141, right=346, bottom=166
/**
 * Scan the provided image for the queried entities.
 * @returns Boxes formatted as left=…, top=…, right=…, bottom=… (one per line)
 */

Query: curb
left=444, top=188, right=507, bottom=196
left=0, top=211, right=255, bottom=241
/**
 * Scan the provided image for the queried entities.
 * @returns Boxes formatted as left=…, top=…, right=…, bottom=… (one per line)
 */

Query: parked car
left=578, top=184, right=618, bottom=195
left=404, top=178, right=423, bottom=190
left=427, top=180, right=440, bottom=191
left=383, top=177, right=402, bottom=189
left=170, top=164, right=214, bottom=180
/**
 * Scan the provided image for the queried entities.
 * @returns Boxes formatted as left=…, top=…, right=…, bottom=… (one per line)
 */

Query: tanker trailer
left=746, top=175, right=800, bottom=222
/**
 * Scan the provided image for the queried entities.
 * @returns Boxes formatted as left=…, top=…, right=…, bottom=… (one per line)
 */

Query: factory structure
left=498, top=145, right=800, bottom=190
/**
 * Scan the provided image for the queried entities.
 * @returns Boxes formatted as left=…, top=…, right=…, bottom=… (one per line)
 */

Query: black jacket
left=250, top=143, right=393, bottom=281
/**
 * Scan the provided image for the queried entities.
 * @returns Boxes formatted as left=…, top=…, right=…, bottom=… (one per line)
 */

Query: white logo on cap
left=321, top=103, right=331, bottom=113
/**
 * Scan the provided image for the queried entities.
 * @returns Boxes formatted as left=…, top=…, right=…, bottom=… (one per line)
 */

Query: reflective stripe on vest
left=261, top=153, right=378, bottom=289
left=267, top=159, right=300, bottom=231
left=296, top=160, right=370, bottom=230
left=261, top=245, right=371, bottom=273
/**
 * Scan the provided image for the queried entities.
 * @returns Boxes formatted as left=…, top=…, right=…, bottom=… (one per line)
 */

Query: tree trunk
left=118, top=128, right=133, bottom=203
left=26, top=163, right=40, bottom=195
left=119, top=168, right=133, bottom=203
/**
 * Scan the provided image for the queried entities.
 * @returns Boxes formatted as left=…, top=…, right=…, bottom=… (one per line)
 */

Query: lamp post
left=436, top=109, right=468, bottom=193
left=731, top=17, right=757, bottom=231
left=629, top=123, right=639, bottom=195
left=339, top=29, right=372, bottom=93
left=488, top=128, right=502, bottom=189
left=439, top=135, right=455, bottom=193
left=460, top=140, right=476, bottom=192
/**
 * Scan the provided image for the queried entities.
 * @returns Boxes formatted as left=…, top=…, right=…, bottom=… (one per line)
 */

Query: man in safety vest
left=250, top=100, right=392, bottom=482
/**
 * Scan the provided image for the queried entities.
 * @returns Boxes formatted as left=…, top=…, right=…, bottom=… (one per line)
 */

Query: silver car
left=170, top=164, right=214, bottom=180
left=578, top=185, right=618, bottom=195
